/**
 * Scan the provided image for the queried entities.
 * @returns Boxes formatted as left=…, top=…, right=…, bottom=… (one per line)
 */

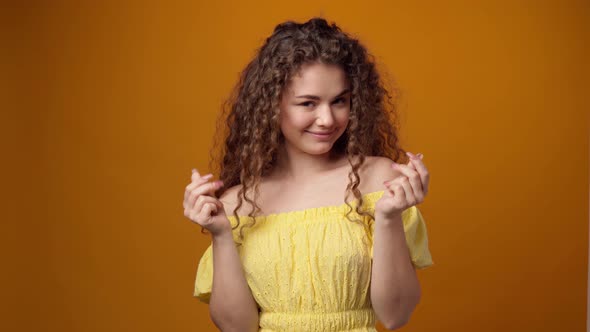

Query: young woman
left=183, top=17, right=434, bottom=332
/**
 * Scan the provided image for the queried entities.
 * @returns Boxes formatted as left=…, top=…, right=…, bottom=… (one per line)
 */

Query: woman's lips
left=305, top=130, right=334, bottom=139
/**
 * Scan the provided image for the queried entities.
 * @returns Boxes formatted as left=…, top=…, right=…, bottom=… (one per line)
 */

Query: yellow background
left=3, top=1, right=588, bottom=331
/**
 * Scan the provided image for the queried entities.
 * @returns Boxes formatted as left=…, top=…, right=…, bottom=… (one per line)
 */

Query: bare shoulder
left=218, top=184, right=241, bottom=215
left=218, top=184, right=241, bottom=204
left=218, top=184, right=253, bottom=216
left=360, top=156, right=403, bottom=193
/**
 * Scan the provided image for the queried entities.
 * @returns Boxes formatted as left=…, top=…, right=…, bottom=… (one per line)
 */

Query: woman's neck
left=270, top=145, right=349, bottom=183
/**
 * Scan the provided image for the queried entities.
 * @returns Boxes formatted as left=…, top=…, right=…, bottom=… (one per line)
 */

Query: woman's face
left=278, top=62, right=351, bottom=156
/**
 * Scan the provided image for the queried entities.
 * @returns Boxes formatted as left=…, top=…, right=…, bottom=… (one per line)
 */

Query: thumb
left=214, top=200, right=226, bottom=215
left=206, top=180, right=224, bottom=196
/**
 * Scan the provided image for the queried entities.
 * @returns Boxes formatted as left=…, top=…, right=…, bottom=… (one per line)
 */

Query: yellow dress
left=193, top=190, right=434, bottom=332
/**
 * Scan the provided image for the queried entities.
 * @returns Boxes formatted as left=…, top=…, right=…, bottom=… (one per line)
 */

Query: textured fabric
left=194, top=190, right=434, bottom=331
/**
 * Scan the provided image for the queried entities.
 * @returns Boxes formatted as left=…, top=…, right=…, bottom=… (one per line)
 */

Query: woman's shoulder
left=359, top=155, right=403, bottom=193
left=217, top=155, right=402, bottom=216
left=218, top=184, right=251, bottom=217
left=219, top=156, right=402, bottom=204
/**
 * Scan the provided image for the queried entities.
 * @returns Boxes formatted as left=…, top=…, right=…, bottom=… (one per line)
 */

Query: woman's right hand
left=183, top=169, right=231, bottom=237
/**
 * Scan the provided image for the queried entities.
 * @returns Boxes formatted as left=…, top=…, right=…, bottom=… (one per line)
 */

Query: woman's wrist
left=212, top=229, right=234, bottom=244
left=375, top=212, right=403, bottom=227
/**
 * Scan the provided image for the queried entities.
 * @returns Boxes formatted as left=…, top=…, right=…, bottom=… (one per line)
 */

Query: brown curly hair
left=205, top=17, right=409, bottom=243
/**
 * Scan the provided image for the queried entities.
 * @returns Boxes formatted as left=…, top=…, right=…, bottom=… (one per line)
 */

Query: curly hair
left=205, top=17, right=409, bottom=243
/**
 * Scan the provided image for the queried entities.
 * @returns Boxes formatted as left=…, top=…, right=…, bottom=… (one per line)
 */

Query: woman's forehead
left=284, top=64, right=349, bottom=97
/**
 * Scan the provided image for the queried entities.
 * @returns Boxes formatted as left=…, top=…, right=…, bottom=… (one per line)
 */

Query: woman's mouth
left=305, top=130, right=335, bottom=139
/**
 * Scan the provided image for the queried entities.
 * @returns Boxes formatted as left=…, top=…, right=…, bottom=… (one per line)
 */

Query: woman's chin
left=302, top=144, right=334, bottom=155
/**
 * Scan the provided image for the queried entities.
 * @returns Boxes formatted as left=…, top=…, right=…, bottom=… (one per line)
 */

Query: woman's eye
left=299, top=98, right=346, bottom=107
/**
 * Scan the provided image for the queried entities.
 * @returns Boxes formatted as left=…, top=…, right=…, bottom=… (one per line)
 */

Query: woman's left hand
left=375, top=151, right=430, bottom=220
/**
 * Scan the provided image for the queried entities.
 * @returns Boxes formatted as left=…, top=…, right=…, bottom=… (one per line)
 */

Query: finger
left=399, top=176, right=418, bottom=206
left=408, top=156, right=427, bottom=179
left=402, top=160, right=424, bottom=201
left=383, top=181, right=396, bottom=197
left=185, top=175, right=214, bottom=207
left=210, top=202, right=218, bottom=214
left=408, top=158, right=418, bottom=171
left=190, top=168, right=207, bottom=183
left=193, top=195, right=223, bottom=214
left=192, top=168, right=200, bottom=179
left=384, top=177, right=403, bottom=198
left=204, top=202, right=218, bottom=217
left=411, top=159, right=429, bottom=195
left=191, top=169, right=216, bottom=186
left=391, top=179, right=406, bottom=204
left=185, top=173, right=214, bottom=201
left=192, top=202, right=217, bottom=225
left=405, top=153, right=430, bottom=194
left=189, top=205, right=203, bottom=224
left=392, top=162, right=423, bottom=198
left=188, top=180, right=223, bottom=206
left=186, top=168, right=205, bottom=201
left=196, top=203, right=214, bottom=225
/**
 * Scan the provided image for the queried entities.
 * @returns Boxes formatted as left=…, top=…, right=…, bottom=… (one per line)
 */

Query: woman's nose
left=316, top=104, right=335, bottom=126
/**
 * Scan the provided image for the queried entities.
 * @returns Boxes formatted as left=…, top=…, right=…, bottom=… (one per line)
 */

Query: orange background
left=3, top=1, right=588, bottom=331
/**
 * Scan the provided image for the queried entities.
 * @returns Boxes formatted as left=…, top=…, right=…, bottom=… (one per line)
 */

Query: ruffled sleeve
left=365, top=191, right=434, bottom=269
left=194, top=243, right=213, bottom=304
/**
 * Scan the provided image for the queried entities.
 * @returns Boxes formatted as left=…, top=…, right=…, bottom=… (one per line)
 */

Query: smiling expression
left=278, top=62, right=351, bottom=155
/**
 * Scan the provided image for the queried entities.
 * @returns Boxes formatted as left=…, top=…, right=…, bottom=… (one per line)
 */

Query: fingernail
left=216, top=180, right=224, bottom=187
left=406, top=151, right=418, bottom=159
left=417, top=153, right=423, bottom=159
left=202, top=174, right=213, bottom=180
left=191, top=168, right=197, bottom=173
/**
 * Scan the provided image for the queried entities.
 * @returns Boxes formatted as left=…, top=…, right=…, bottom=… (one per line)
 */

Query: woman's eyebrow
left=295, top=88, right=350, bottom=100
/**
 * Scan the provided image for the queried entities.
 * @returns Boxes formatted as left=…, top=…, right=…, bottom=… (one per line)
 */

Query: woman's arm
left=209, top=231, right=259, bottom=332
left=370, top=213, right=421, bottom=330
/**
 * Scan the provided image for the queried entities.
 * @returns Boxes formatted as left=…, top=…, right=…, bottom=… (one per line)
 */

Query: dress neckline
left=226, top=190, right=385, bottom=221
